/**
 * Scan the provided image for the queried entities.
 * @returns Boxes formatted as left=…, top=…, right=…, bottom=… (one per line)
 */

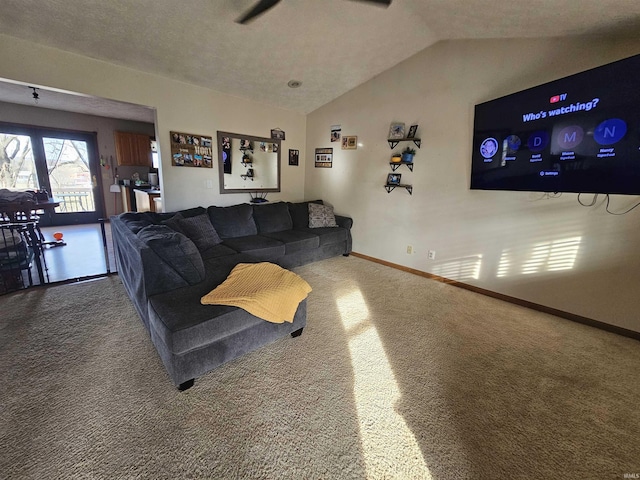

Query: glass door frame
left=0, top=122, right=105, bottom=226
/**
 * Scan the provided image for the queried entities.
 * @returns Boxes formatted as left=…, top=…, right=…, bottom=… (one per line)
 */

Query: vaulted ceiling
left=1, top=0, right=639, bottom=119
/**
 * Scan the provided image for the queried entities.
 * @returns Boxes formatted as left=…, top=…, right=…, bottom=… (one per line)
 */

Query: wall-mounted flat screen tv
left=470, top=54, right=640, bottom=195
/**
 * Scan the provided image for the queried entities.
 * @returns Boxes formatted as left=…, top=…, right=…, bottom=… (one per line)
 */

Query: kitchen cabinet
left=114, top=131, right=152, bottom=167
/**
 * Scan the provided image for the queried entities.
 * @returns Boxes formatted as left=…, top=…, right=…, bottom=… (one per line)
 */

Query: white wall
left=306, top=37, right=640, bottom=333
left=0, top=34, right=306, bottom=210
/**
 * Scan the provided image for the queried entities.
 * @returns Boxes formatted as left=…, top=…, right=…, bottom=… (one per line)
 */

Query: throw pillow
left=308, top=203, right=338, bottom=228
left=162, top=212, right=186, bottom=235
left=175, top=213, right=222, bottom=251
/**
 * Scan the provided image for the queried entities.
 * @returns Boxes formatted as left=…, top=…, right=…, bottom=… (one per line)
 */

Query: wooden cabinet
left=114, top=131, right=152, bottom=167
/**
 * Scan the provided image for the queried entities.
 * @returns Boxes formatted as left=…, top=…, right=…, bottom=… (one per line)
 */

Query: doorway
left=0, top=123, right=104, bottom=225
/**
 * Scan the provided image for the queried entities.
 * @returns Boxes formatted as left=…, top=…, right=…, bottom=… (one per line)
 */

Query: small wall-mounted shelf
left=389, top=161, right=414, bottom=172
left=241, top=158, right=253, bottom=167
left=384, top=184, right=413, bottom=195
left=388, top=138, right=421, bottom=149
left=241, top=168, right=254, bottom=181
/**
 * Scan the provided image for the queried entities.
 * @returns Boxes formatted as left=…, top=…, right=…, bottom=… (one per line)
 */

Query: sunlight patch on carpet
left=337, top=289, right=433, bottom=479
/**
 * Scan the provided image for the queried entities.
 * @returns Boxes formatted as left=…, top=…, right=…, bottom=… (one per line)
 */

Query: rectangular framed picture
left=387, top=173, right=401, bottom=185
left=388, top=122, right=405, bottom=140
left=315, top=147, right=333, bottom=168
left=341, top=136, right=357, bottom=150
left=171, top=131, right=214, bottom=168
left=271, top=129, right=285, bottom=140
left=330, top=125, right=341, bottom=142
left=289, top=149, right=299, bottom=166
left=407, top=124, right=418, bottom=139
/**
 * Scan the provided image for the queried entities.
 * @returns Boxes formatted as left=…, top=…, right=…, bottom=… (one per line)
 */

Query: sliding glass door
left=0, top=124, right=104, bottom=225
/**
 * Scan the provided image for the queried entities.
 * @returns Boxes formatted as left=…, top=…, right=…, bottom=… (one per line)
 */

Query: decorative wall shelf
left=387, top=138, right=421, bottom=149
left=384, top=184, right=413, bottom=195
left=389, top=161, right=414, bottom=172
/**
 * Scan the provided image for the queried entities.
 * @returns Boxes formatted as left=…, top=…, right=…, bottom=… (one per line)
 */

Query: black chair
left=0, top=223, right=35, bottom=294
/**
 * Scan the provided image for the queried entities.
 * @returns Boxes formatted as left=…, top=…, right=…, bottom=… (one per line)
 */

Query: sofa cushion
left=252, top=201, right=293, bottom=233
left=309, top=203, right=338, bottom=228
left=287, top=200, right=323, bottom=229
left=295, top=226, right=347, bottom=246
left=136, top=224, right=205, bottom=285
left=207, top=204, right=257, bottom=239
left=200, top=243, right=239, bottom=261
left=222, top=235, right=285, bottom=261
left=176, top=206, right=207, bottom=218
left=117, top=212, right=154, bottom=234
left=261, top=229, right=320, bottom=254
left=165, top=213, right=222, bottom=252
left=148, top=253, right=262, bottom=354
left=162, top=212, right=186, bottom=234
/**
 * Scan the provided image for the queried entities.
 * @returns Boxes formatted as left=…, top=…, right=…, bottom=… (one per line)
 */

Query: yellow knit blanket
left=200, top=262, right=312, bottom=323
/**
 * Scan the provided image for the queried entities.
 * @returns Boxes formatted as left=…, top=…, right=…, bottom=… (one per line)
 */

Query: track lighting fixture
left=29, top=86, right=39, bottom=104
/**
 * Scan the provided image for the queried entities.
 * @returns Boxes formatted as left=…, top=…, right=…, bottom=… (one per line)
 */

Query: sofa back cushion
left=207, top=203, right=257, bottom=239
left=287, top=200, right=323, bottom=229
left=163, top=212, right=222, bottom=251
left=117, top=212, right=154, bottom=234
left=176, top=206, right=207, bottom=218
left=137, top=224, right=205, bottom=285
left=253, top=202, right=293, bottom=233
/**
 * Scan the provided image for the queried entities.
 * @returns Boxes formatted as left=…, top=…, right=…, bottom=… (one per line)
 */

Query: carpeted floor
left=1, top=256, right=639, bottom=479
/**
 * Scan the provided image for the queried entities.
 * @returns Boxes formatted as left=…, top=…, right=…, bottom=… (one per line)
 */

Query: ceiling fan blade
left=236, top=0, right=282, bottom=24
left=349, top=0, right=392, bottom=6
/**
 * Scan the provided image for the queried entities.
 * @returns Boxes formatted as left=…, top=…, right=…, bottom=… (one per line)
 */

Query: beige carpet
left=1, top=256, right=639, bottom=479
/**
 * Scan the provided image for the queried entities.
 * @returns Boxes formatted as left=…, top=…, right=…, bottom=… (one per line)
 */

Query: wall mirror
left=217, top=131, right=281, bottom=194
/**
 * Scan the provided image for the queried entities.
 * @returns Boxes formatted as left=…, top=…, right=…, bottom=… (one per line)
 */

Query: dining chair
left=0, top=223, right=35, bottom=293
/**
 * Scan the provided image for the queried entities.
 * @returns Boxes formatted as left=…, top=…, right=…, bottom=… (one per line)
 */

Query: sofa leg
left=343, top=253, right=350, bottom=257
left=291, top=328, right=304, bottom=338
left=178, top=379, right=194, bottom=391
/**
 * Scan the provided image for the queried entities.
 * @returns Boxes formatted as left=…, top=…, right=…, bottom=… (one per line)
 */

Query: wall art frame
left=171, top=131, right=213, bottom=168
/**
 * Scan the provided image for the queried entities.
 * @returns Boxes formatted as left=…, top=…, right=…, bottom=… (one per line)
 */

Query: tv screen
left=470, top=54, right=640, bottom=195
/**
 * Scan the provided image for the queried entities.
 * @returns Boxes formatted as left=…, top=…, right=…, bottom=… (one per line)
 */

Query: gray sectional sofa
left=111, top=200, right=352, bottom=389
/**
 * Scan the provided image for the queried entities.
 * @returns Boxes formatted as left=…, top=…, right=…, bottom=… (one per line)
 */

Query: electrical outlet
left=428, top=250, right=436, bottom=260
left=205, top=180, right=213, bottom=189
left=406, top=245, right=413, bottom=255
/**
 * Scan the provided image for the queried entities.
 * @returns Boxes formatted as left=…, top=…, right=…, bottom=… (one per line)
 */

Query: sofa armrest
left=111, top=215, right=197, bottom=327
left=335, top=215, right=353, bottom=230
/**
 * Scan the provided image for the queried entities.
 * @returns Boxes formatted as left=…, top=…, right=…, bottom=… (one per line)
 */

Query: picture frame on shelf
left=341, top=136, right=357, bottom=150
left=239, top=139, right=253, bottom=151
left=387, top=173, right=401, bottom=185
left=407, top=124, right=418, bottom=139
left=388, top=122, right=405, bottom=140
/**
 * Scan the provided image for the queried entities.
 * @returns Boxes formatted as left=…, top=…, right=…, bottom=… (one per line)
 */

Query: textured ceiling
left=1, top=0, right=639, bottom=120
